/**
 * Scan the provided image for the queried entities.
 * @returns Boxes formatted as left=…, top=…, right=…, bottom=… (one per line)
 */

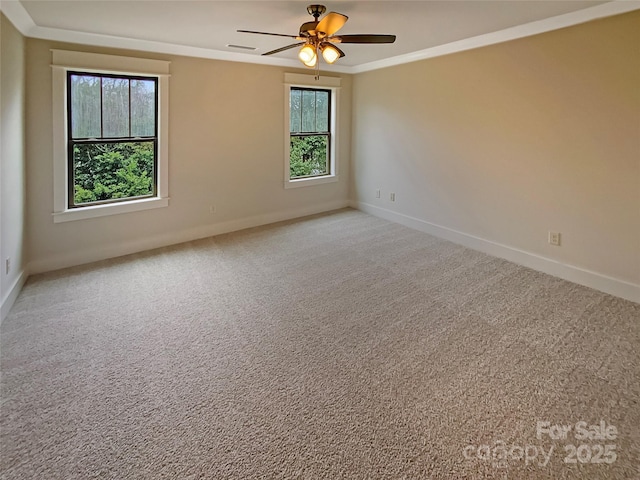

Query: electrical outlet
left=390, top=192, right=395, bottom=202
left=375, top=189, right=381, bottom=199
left=548, top=231, right=561, bottom=246
left=5, top=258, right=10, bottom=275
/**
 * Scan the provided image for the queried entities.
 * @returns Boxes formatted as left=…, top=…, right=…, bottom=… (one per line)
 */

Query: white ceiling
left=2, top=1, right=638, bottom=73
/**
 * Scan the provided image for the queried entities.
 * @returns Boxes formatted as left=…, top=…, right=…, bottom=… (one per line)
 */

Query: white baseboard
left=1, top=269, right=28, bottom=323
left=352, top=200, right=640, bottom=304
left=29, top=200, right=350, bottom=275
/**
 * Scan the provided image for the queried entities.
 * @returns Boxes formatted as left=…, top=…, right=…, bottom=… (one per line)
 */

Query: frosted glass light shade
left=298, top=44, right=317, bottom=66
left=303, top=54, right=317, bottom=67
left=321, top=44, right=340, bottom=64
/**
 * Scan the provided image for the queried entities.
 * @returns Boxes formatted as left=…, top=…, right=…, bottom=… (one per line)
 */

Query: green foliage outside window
left=73, top=142, right=154, bottom=204
left=69, top=72, right=157, bottom=207
left=289, top=87, right=331, bottom=179
left=290, top=135, right=328, bottom=178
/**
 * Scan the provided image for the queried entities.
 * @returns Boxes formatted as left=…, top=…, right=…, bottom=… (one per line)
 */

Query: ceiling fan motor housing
left=301, top=4, right=326, bottom=35
left=299, top=21, right=318, bottom=36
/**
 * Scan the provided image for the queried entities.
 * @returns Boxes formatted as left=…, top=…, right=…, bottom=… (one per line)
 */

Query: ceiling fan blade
left=237, top=29, right=300, bottom=39
left=335, top=34, right=396, bottom=44
left=262, top=42, right=305, bottom=56
left=316, top=12, right=348, bottom=37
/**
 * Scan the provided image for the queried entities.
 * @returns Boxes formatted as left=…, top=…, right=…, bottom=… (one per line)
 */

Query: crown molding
left=351, top=1, right=640, bottom=73
left=0, top=0, right=352, bottom=72
left=2, top=0, right=639, bottom=74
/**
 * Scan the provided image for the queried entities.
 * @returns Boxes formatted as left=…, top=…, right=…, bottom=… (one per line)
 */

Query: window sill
left=53, top=197, right=169, bottom=223
left=285, top=175, right=338, bottom=189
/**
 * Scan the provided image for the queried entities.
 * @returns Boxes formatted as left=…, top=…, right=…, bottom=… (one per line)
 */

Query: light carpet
left=1, top=209, right=639, bottom=479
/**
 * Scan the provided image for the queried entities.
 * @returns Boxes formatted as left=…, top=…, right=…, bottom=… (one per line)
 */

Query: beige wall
left=25, top=40, right=351, bottom=271
left=1, top=13, right=27, bottom=319
left=352, top=12, right=640, bottom=287
left=3, top=9, right=639, bottom=303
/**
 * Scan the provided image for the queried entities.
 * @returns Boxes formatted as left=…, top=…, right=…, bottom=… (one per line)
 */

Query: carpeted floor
left=1, top=209, right=639, bottom=479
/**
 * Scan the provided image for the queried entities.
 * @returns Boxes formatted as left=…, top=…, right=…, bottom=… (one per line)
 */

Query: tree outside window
left=289, top=87, right=331, bottom=179
left=67, top=72, right=158, bottom=208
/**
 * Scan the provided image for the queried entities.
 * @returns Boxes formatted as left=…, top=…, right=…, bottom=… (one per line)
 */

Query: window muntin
left=67, top=72, right=158, bottom=208
left=289, top=87, right=331, bottom=180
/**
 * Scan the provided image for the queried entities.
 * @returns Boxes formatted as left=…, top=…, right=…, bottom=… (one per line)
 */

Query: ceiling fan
left=238, top=4, right=396, bottom=69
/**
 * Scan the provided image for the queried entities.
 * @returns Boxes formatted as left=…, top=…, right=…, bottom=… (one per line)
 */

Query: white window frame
left=51, top=50, right=170, bottom=223
left=284, top=73, right=340, bottom=189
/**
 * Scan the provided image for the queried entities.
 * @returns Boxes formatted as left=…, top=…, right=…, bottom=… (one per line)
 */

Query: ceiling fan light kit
left=298, top=43, right=317, bottom=67
left=238, top=4, right=396, bottom=74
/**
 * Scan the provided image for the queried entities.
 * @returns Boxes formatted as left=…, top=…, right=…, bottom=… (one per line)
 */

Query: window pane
left=315, top=91, right=329, bottom=132
left=290, top=89, right=301, bottom=133
left=70, top=74, right=101, bottom=138
left=290, top=135, right=328, bottom=179
left=301, top=90, right=316, bottom=132
left=72, top=141, right=154, bottom=205
left=102, top=77, right=130, bottom=137
left=131, top=79, right=156, bottom=137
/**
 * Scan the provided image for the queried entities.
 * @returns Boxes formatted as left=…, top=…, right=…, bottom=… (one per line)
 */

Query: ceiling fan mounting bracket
left=307, top=5, right=326, bottom=19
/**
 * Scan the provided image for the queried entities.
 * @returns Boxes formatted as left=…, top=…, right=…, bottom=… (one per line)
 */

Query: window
left=52, top=50, right=170, bottom=222
left=289, top=87, right=331, bottom=179
left=284, top=73, right=340, bottom=188
left=68, top=73, right=158, bottom=208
